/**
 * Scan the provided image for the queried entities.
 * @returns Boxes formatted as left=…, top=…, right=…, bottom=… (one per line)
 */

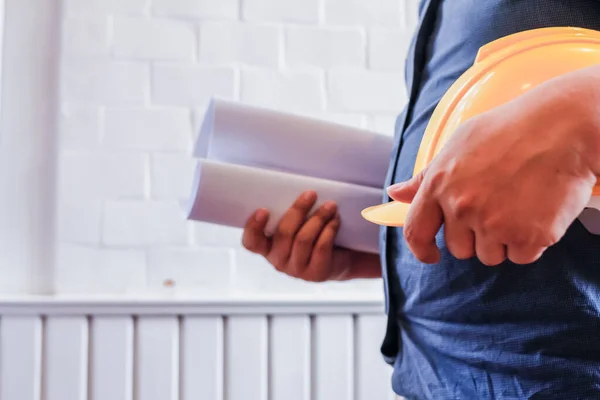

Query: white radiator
left=0, top=297, right=397, bottom=400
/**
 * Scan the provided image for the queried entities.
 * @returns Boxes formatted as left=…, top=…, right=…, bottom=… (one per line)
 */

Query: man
left=242, top=0, right=600, bottom=398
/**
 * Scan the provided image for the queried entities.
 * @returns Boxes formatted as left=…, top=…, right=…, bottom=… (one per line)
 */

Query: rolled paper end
left=361, top=201, right=411, bottom=227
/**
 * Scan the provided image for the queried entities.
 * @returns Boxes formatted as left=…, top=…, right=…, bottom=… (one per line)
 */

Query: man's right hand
left=242, top=190, right=360, bottom=282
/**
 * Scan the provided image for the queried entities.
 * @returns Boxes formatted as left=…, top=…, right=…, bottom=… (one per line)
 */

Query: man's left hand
left=387, top=69, right=600, bottom=266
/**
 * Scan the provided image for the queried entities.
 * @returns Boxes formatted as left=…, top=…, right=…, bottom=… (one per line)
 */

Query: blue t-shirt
left=381, top=1, right=600, bottom=399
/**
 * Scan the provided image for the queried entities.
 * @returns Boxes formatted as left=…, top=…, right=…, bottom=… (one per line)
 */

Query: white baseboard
left=0, top=295, right=394, bottom=400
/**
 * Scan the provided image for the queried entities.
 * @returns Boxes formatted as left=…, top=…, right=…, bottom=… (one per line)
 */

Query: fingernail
left=303, top=191, right=317, bottom=201
left=387, top=182, right=404, bottom=193
left=255, top=209, right=268, bottom=223
left=323, top=201, right=337, bottom=213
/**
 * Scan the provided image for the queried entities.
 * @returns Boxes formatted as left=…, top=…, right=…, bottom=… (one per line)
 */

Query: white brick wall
left=285, top=26, right=365, bottom=69
left=104, top=108, right=192, bottom=151
left=242, top=0, right=320, bottom=23
left=199, top=22, right=281, bottom=67
left=113, top=18, right=196, bottom=61
left=152, top=65, right=236, bottom=106
left=54, top=0, right=419, bottom=296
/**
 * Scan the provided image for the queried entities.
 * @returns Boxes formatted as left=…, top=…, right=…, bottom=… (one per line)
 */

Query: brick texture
left=62, top=60, right=149, bottom=105
left=240, top=69, right=324, bottom=113
left=199, top=21, right=281, bottom=67
left=103, top=107, right=192, bottom=151
left=62, top=16, right=110, bottom=57
left=324, top=0, right=404, bottom=26
left=147, top=247, right=234, bottom=292
left=151, top=154, right=197, bottom=199
left=369, top=28, right=412, bottom=70
left=327, top=70, right=406, bottom=112
left=102, top=200, right=189, bottom=246
left=242, top=0, right=319, bottom=23
left=152, top=65, right=236, bottom=106
left=153, top=0, right=239, bottom=19
left=285, top=26, right=366, bottom=68
left=63, top=0, right=149, bottom=16
left=59, top=105, right=102, bottom=150
left=52, top=0, right=417, bottom=296
left=113, top=18, right=196, bottom=61
left=59, top=153, right=147, bottom=200
left=56, top=244, right=147, bottom=294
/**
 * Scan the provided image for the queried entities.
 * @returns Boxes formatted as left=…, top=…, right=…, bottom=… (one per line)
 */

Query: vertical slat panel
left=226, top=316, right=268, bottom=400
left=313, top=315, right=354, bottom=400
left=270, top=316, right=311, bottom=400
left=180, top=316, right=223, bottom=400
left=45, top=316, right=89, bottom=400
left=136, top=317, right=179, bottom=400
left=0, top=316, right=42, bottom=400
left=355, top=314, right=395, bottom=400
left=90, top=316, right=134, bottom=400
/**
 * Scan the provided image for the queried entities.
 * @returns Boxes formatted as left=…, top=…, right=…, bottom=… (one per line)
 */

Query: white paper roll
left=186, top=159, right=382, bottom=254
left=195, top=98, right=393, bottom=189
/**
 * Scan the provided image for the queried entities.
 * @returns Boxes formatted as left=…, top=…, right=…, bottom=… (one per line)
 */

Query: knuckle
left=275, top=229, right=294, bottom=243
left=480, top=214, right=504, bottom=236
left=268, top=253, right=287, bottom=271
left=284, top=263, right=301, bottom=278
left=314, top=239, right=333, bottom=255
left=241, top=238, right=250, bottom=250
left=451, top=246, right=475, bottom=260
left=272, top=262, right=286, bottom=273
left=302, top=270, right=327, bottom=283
left=504, top=228, right=531, bottom=248
left=314, top=211, right=333, bottom=223
left=540, top=228, right=562, bottom=247
left=509, top=247, right=542, bottom=265
left=403, top=225, right=428, bottom=247
left=447, top=193, right=476, bottom=219
left=295, top=233, right=315, bottom=248
left=241, top=237, right=255, bottom=252
left=427, top=168, right=447, bottom=190
left=476, top=250, right=506, bottom=266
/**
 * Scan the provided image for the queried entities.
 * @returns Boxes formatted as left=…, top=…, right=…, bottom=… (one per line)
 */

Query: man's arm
left=332, top=250, right=382, bottom=281
left=387, top=63, right=600, bottom=266
left=568, top=64, right=600, bottom=172
left=243, top=190, right=382, bottom=282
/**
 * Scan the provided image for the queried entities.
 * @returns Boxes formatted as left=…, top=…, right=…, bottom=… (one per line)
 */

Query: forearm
left=334, top=251, right=382, bottom=281
left=581, top=65, right=600, bottom=171
left=555, top=64, right=600, bottom=172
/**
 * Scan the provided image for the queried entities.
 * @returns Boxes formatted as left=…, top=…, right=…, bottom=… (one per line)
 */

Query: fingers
left=387, top=169, right=426, bottom=203
left=506, top=244, right=546, bottom=265
left=305, top=215, right=341, bottom=281
left=443, top=217, right=475, bottom=260
left=443, top=223, right=548, bottom=266
left=403, top=187, right=444, bottom=264
left=474, top=232, right=506, bottom=266
left=289, top=201, right=337, bottom=275
left=242, top=208, right=272, bottom=256
left=268, top=191, right=317, bottom=268
left=242, top=191, right=342, bottom=282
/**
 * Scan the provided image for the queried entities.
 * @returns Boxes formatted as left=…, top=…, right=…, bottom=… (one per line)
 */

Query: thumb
left=387, top=169, right=426, bottom=203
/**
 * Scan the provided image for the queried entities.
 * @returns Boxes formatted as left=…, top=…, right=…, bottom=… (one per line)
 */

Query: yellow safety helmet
left=362, top=27, right=600, bottom=227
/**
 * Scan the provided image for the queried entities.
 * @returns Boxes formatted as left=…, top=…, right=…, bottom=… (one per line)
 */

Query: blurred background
left=0, top=1, right=419, bottom=399
left=0, top=0, right=418, bottom=297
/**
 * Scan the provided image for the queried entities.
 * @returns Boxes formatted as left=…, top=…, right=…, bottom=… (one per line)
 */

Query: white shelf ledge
left=0, top=294, right=386, bottom=316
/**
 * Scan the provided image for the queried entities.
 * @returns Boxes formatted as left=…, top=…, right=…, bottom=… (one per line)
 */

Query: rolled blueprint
left=194, top=98, right=393, bottom=189
left=186, top=159, right=383, bottom=254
